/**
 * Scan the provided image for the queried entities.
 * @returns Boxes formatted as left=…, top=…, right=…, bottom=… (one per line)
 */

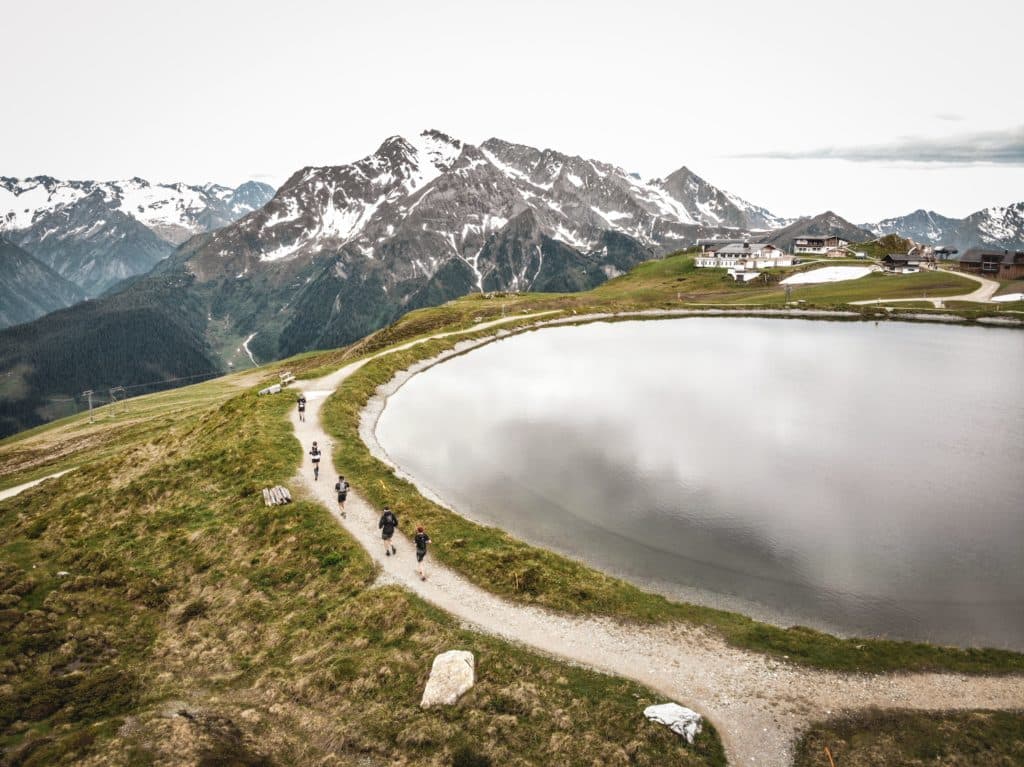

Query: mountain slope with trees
left=0, top=270, right=220, bottom=436
left=0, top=238, right=85, bottom=328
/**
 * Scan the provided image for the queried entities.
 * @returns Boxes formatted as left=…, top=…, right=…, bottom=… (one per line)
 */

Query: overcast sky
left=4, top=0, right=1022, bottom=221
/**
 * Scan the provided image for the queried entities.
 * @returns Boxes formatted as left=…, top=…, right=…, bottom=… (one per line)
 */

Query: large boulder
left=420, top=650, right=475, bottom=707
left=643, top=703, right=703, bottom=743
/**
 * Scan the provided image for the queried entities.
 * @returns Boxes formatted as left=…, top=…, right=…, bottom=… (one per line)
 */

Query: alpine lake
left=374, top=317, right=1024, bottom=650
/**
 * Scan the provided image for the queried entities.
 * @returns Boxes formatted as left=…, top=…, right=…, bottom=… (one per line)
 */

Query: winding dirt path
left=0, top=469, right=76, bottom=501
left=851, top=269, right=1000, bottom=307
left=288, top=315, right=1023, bottom=767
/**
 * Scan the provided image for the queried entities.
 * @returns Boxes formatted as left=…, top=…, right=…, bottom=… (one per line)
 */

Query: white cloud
left=735, top=127, right=1024, bottom=165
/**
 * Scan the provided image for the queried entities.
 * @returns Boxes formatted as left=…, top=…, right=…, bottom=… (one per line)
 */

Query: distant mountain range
left=162, top=129, right=797, bottom=360
left=0, top=176, right=274, bottom=304
left=864, top=203, right=1024, bottom=253
left=2, top=129, right=1023, bottom=437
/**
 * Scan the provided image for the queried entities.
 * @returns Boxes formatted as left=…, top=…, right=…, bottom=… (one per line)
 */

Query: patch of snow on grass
left=780, top=266, right=874, bottom=285
left=992, top=292, right=1024, bottom=303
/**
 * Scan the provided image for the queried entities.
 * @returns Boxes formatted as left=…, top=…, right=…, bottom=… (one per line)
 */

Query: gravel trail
left=0, top=469, right=76, bottom=501
left=851, top=269, right=1001, bottom=307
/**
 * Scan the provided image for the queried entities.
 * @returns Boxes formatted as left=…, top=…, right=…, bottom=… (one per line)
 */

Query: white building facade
left=695, top=242, right=794, bottom=269
left=792, top=236, right=849, bottom=255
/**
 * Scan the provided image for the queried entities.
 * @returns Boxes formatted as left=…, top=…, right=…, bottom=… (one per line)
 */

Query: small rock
left=158, top=701, right=192, bottom=719
left=420, top=650, right=475, bottom=708
left=644, top=703, right=703, bottom=743
left=56, top=571, right=70, bottom=577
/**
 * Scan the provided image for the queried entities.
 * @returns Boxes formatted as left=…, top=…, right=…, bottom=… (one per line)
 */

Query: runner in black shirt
left=334, top=475, right=349, bottom=517
left=378, top=507, right=398, bottom=556
left=308, top=441, right=321, bottom=480
left=414, top=526, right=431, bottom=581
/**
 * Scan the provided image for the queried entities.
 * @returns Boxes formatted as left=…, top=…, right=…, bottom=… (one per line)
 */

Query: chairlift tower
left=109, top=386, right=127, bottom=415
left=82, top=390, right=94, bottom=423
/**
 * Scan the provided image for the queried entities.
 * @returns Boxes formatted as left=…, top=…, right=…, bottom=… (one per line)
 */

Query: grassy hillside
left=724, top=270, right=975, bottom=306
left=852, top=234, right=915, bottom=260
left=794, top=709, right=1024, bottom=767
left=0, top=369, right=724, bottom=766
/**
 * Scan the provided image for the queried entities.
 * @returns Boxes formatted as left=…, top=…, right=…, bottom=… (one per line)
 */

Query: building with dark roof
left=792, top=236, right=849, bottom=255
left=957, top=248, right=1024, bottom=279
left=881, top=253, right=923, bottom=273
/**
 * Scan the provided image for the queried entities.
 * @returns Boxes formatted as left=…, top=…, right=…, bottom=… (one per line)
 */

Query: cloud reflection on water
left=378, top=318, right=1024, bottom=648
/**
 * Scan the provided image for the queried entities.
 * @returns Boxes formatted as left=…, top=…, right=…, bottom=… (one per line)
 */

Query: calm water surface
left=375, top=319, right=1024, bottom=649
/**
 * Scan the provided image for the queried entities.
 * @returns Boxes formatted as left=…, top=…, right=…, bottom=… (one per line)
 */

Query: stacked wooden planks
left=261, top=485, right=293, bottom=506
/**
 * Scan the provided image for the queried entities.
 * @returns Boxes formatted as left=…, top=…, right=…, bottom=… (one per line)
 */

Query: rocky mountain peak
left=0, top=174, right=276, bottom=296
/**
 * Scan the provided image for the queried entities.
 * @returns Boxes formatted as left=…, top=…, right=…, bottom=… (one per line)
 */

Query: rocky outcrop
left=420, top=650, right=475, bottom=707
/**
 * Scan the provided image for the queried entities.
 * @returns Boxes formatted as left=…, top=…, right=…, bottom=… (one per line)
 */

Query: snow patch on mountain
left=866, top=202, right=1024, bottom=251
left=0, top=176, right=275, bottom=244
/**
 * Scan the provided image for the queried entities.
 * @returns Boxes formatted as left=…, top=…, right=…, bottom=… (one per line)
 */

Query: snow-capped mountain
left=866, top=203, right=1024, bottom=252
left=0, top=176, right=275, bottom=296
left=0, top=176, right=275, bottom=243
left=188, top=130, right=774, bottom=285
left=655, top=166, right=790, bottom=231
left=178, top=128, right=784, bottom=357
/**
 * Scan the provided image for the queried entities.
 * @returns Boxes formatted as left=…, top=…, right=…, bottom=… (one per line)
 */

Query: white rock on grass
left=420, top=650, right=475, bottom=707
left=644, top=703, right=703, bottom=743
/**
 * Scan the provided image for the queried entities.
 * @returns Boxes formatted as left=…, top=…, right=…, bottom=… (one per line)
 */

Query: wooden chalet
left=957, top=248, right=1024, bottom=280
left=881, top=253, right=923, bottom=273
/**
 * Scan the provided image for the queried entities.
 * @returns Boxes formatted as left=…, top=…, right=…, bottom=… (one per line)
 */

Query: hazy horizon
left=4, top=0, right=1022, bottom=222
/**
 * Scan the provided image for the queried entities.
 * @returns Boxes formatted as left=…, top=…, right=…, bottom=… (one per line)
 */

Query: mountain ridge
left=760, top=211, right=875, bottom=248
left=1, top=176, right=275, bottom=297
left=0, top=238, right=86, bottom=328
left=865, top=202, right=1024, bottom=252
